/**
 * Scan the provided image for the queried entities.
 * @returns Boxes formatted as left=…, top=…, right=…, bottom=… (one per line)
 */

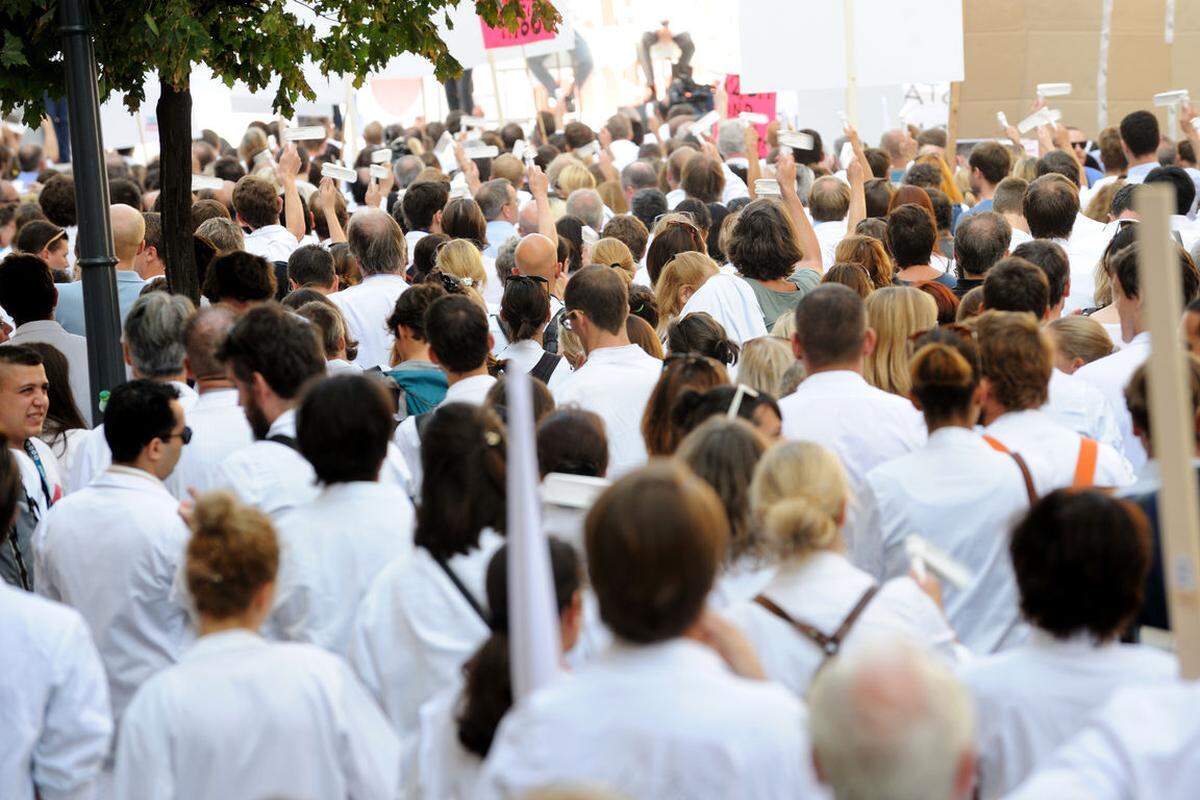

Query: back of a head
left=39, top=175, right=76, bottom=227
left=864, top=286, right=938, bottom=395
left=909, top=330, right=981, bottom=427
left=183, top=305, right=237, bottom=381
left=667, top=312, right=739, bottom=367
left=475, top=179, right=512, bottom=222
left=195, top=217, right=245, bottom=253
left=123, top=292, right=195, bottom=378
left=565, top=188, right=605, bottom=231
left=1036, top=150, right=1083, bottom=187
left=500, top=275, right=551, bottom=343
left=590, top=237, right=635, bottom=279
left=442, top=198, right=489, bottom=245
left=0, top=253, right=55, bottom=326
left=675, top=417, right=767, bottom=557
left=110, top=203, right=146, bottom=262
left=564, top=264, right=629, bottom=335
left=348, top=208, right=407, bottom=277
left=186, top=491, right=279, bottom=620
left=232, top=175, right=280, bottom=230
left=1111, top=241, right=1200, bottom=309
left=585, top=461, right=727, bottom=643
left=1047, top=315, right=1114, bottom=368
left=728, top=199, right=802, bottom=282
left=738, top=336, right=794, bottom=397
left=630, top=188, right=668, bottom=230
left=537, top=408, right=609, bottom=478
left=1098, top=126, right=1128, bottom=172
left=884, top=204, right=936, bottom=267
left=810, top=176, right=851, bottom=223
left=953, top=211, right=1011, bottom=280
left=287, top=244, right=336, bottom=289
left=217, top=303, right=325, bottom=400
left=202, top=250, right=277, bottom=305
left=426, top=293, right=490, bottom=373
left=14, top=219, right=63, bottom=256
left=982, top=256, right=1049, bottom=318
left=1023, top=174, right=1079, bottom=240
left=1011, top=489, right=1150, bottom=642
left=294, top=300, right=351, bottom=359
left=795, top=284, right=867, bottom=370
left=973, top=310, right=1052, bottom=411
left=991, top=177, right=1028, bottom=216
left=402, top=180, right=450, bottom=232
left=297, top=375, right=392, bottom=484
left=681, top=155, right=725, bottom=204
left=1145, top=166, right=1198, bottom=216
left=103, top=379, right=180, bottom=464
left=620, top=160, right=659, bottom=195
left=968, top=141, right=1012, bottom=187
left=1119, top=110, right=1160, bottom=159
left=809, top=640, right=975, bottom=800
left=646, top=217, right=707, bottom=285
left=748, top=440, right=846, bottom=558
left=904, top=163, right=942, bottom=191
left=1011, top=240, right=1069, bottom=310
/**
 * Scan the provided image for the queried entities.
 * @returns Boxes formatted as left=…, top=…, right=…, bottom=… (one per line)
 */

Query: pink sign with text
left=725, top=74, right=775, bottom=158
left=480, top=0, right=556, bottom=49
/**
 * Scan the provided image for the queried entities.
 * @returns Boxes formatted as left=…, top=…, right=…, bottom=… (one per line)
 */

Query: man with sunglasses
left=32, top=379, right=193, bottom=732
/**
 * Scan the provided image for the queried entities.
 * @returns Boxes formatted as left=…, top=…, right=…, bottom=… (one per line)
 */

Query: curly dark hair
left=727, top=199, right=803, bottom=281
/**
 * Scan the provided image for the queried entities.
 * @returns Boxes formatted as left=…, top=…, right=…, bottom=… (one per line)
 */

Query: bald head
left=880, top=129, right=906, bottom=159
left=184, top=304, right=237, bottom=380
left=515, top=234, right=558, bottom=281
left=111, top=204, right=146, bottom=265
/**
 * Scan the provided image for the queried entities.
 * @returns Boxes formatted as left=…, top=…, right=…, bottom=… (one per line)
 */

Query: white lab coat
left=1043, top=367, right=1123, bottom=453
left=0, top=582, right=111, bottom=800
left=1005, top=680, right=1200, bottom=799
left=40, top=428, right=89, bottom=494
left=677, top=273, right=769, bottom=346
left=349, top=529, right=503, bottom=738
left=858, top=427, right=1031, bottom=653
left=242, top=223, right=300, bottom=263
left=1053, top=234, right=1109, bottom=315
left=961, top=631, right=1176, bottom=799
left=1075, top=331, right=1151, bottom=471
left=496, top=339, right=572, bottom=390
left=477, top=639, right=824, bottom=800
left=395, top=373, right=498, bottom=496
left=329, top=273, right=409, bottom=369
left=551, top=344, right=661, bottom=476
left=213, top=407, right=318, bottom=518
left=113, top=629, right=401, bottom=800
left=267, top=481, right=416, bottom=655
left=725, top=551, right=958, bottom=698
left=32, top=466, right=192, bottom=726
left=402, top=677, right=483, bottom=800
left=67, top=381, right=200, bottom=495
left=983, top=408, right=1133, bottom=494
left=168, top=387, right=253, bottom=500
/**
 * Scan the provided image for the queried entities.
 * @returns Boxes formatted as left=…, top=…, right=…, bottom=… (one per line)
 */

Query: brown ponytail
left=908, top=328, right=981, bottom=425
left=185, top=491, right=279, bottom=619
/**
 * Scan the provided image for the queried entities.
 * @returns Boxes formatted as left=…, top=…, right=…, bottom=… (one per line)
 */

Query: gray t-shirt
left=742, top=268, right=821, bottom=330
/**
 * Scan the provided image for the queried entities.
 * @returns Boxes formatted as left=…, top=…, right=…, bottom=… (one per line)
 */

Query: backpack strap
left=414, top=411, right=434, bottom=441
left=530, top=352, right=562, bottom=385
left=754, top=585, right=880, bottom=659
left=430, top=550, right=490, bottom=627
left=983, top=434, right=1037, bottom=505
left=1072, top=437, right=1099, bottom=488
left=982, top=434, right=1009, bottom=453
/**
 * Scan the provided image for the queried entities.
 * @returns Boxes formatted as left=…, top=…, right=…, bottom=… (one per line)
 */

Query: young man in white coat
left=267, top=374, right=415, bottom=654
left=33, top=380, right=193, bottom=729
left=213, top=303, right=326, bottom=519
left=0, top=443, right=112, bottom=800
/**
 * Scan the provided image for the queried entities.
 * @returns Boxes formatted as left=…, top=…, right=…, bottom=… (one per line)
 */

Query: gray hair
left=475, top=178, right=513, bottom=221
left=620, top=160, right=658, bottom=193
left=809, top=639, right=974, bottom=800
left=495, top=235, right=520, bottom=278
left=346, top=208, right=407, bottom=276
left=717, top=120, right=746, bottom=158
left=393, top=155, right=423, bottom=189
left=123, top=291, right=196, bottom=378
left=565, top=188, right=605, bottom=232
left=195, top=217, right=244, bottom=253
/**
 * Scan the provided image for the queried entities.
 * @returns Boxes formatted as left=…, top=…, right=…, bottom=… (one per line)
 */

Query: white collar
left=266, top=408, right=297, bottom=439
left=583, top=344, right=649, bottom=364
left=184, top=629, right=266, bottom=661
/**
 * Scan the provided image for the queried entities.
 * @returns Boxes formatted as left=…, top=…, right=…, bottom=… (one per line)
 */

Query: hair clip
left=460, top=276, right=475, bottom=287
left=484, top=430, right=502, bottom=447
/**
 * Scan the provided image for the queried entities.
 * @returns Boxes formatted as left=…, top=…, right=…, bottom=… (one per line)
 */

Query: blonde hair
left=1046, top=315, right=1115, bottom=367
left=835, top=235, right=895, bottom=289
left=864, top=286, right=937, bottom=395
left=749, top=441, right=847, bottom=560
left=591, top=237, right=635, bottom=284
left=436, top=239, right=489, bottom=292
left=598, top=180, right=628, bottom=214
left=738, top=337, right=794, bottom=396
left=185, top=491, right=279, bottom=619
left=238, top=127, right=269, bottom=169
left=770, top=311, right=796, bottom=340
left=1084, top=179, right=1125, bottom=223
left=545, top=154, right=581, bottom=190
left=654, top=252, right=719, bottom=334
left=1010, top=155, right=1039, bottom=182
left=557, top=163, right=596, bottom=196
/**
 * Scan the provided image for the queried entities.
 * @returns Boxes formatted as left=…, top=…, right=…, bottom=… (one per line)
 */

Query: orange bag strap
left=982, top=435, right=1010, bottom=453
left=1072, top=438, right=1099, bottom=488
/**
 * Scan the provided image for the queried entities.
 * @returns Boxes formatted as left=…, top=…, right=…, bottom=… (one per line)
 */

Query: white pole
left=843, top=0, right=859, bottom=127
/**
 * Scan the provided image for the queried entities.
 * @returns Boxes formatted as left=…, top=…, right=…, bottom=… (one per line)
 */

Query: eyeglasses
left=161, top=426, right=193, bottom=445
left=1069, top=141, right=1089, bottom=150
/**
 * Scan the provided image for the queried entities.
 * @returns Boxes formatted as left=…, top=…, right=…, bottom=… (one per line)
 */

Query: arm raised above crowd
left=527, top=164, right=557, bottom=244
left=776, top=152, right=822, bottom=272
left=277, top=144, right=305, bottom=242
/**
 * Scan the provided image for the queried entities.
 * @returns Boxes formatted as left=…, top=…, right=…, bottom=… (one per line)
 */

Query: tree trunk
left=156, top=75, right=199, bottom=303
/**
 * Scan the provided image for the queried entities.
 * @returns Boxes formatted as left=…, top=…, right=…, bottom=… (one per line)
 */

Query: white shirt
left=327, top=357, right=363, bottom=376
left=168, top=387, right=253, bottom=500
left=1005, top=680, right=1200, bottom=799
left=329, top=272, right=409, bottom=369
left=609, top=138, right=641, bottom=171
left=1050, top=234, right=1108, bottom=314
left=0, top=582, right=111, bottom=800
left=1123, top=161, right=1157, bottom=184
left=721, top=164, right=751, bottom=205
left=858, top=427, right=1031, bottom=653
left=348, top=529, right=503, bottom=738
left=404, top=678, right=482, bottom=800
left=33, top=466, right=192, bottom=726
left=68, top=381, right=200, bottom=496
left=213, top=408, right=318, bottom=519
left=242, top=223, right=299, bottom=262
left=813, top=218, right=849, bottom=269
left=963, top=632, right=1177, bottom=798
left=395, top=373, right=497, bottom=496
left=477, top=639, right=823, bottom=800
left=678, top=273, right=769, bottom=345
left=552, top=343, right=661, bottom=476
left=983, top=408, right=1133, bottom=494
left=405, top=229, right=428, bottom=253
left=482, top=253, right=504, bottom=306
left=41, top=428, right=89, bottom=492
left=726, top=551, right=958, bottom=698
left=268, top=481, right=415, bottom=655
left=1074, top=331, right=1151, bottom=471
left=496, top=339, right=571, bottom=390
left=780, top=370, right=927, bottom=489
left=665, top=187, right=685, bottom=209
left=1044, top=367, right=1123, bottom=453
left=114, top=630, right=401, bottom=800
left=10, top=319, right=93, bottom=426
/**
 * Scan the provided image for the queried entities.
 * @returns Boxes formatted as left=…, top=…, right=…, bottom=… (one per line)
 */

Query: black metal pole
left=60, top=0, right=124, bottom=422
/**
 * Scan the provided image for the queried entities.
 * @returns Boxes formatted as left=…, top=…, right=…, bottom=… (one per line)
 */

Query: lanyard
left=23, top=439, right=53, bottom=511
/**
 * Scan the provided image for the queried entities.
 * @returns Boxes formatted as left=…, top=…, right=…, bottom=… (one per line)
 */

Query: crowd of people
left=4, top=81, right=1200, bottom=800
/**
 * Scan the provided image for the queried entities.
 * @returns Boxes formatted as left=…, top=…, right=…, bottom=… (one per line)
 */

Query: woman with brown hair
left=834, top=234, right=895, bottom=289
left=666, top=312, right=740, bottom=369
left=440, top=197, right=503, bottom=304
left=114, top=492, right=401, bottom=799
left=645, top=214, right=707, bottom=287
left=641, top=354, right=728, bottom=456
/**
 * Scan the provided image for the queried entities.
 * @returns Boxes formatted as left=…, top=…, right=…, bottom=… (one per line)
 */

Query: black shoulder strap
left=431, top=551, right=490, bottom=626
left=529, top=352, right=562, bottom=384
left=543, top=309, right=562, bottom=354
left=266, top=434, right=298, bottom=450
left=414, top=411, right=434, bottom=440
left=754, top=585, right=880, bottom=660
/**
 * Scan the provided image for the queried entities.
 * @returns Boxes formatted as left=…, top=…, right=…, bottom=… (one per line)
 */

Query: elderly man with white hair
left=329, top=208, right=409, bottom=369
left=809, top=639, right=976, bottom=800
left=565, top=188, right=607, bottom=234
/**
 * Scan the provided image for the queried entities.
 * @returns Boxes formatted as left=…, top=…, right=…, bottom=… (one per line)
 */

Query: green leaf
left=144, top=13, right=159, bottom=36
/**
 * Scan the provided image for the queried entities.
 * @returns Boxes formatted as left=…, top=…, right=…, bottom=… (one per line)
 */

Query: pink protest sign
left=725, top=74, right=775, bottom=158
left=480, top=0, right=556, bottom=49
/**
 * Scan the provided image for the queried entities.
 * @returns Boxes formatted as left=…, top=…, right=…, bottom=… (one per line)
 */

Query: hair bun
left=911, top=342, right=973, bottom=390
